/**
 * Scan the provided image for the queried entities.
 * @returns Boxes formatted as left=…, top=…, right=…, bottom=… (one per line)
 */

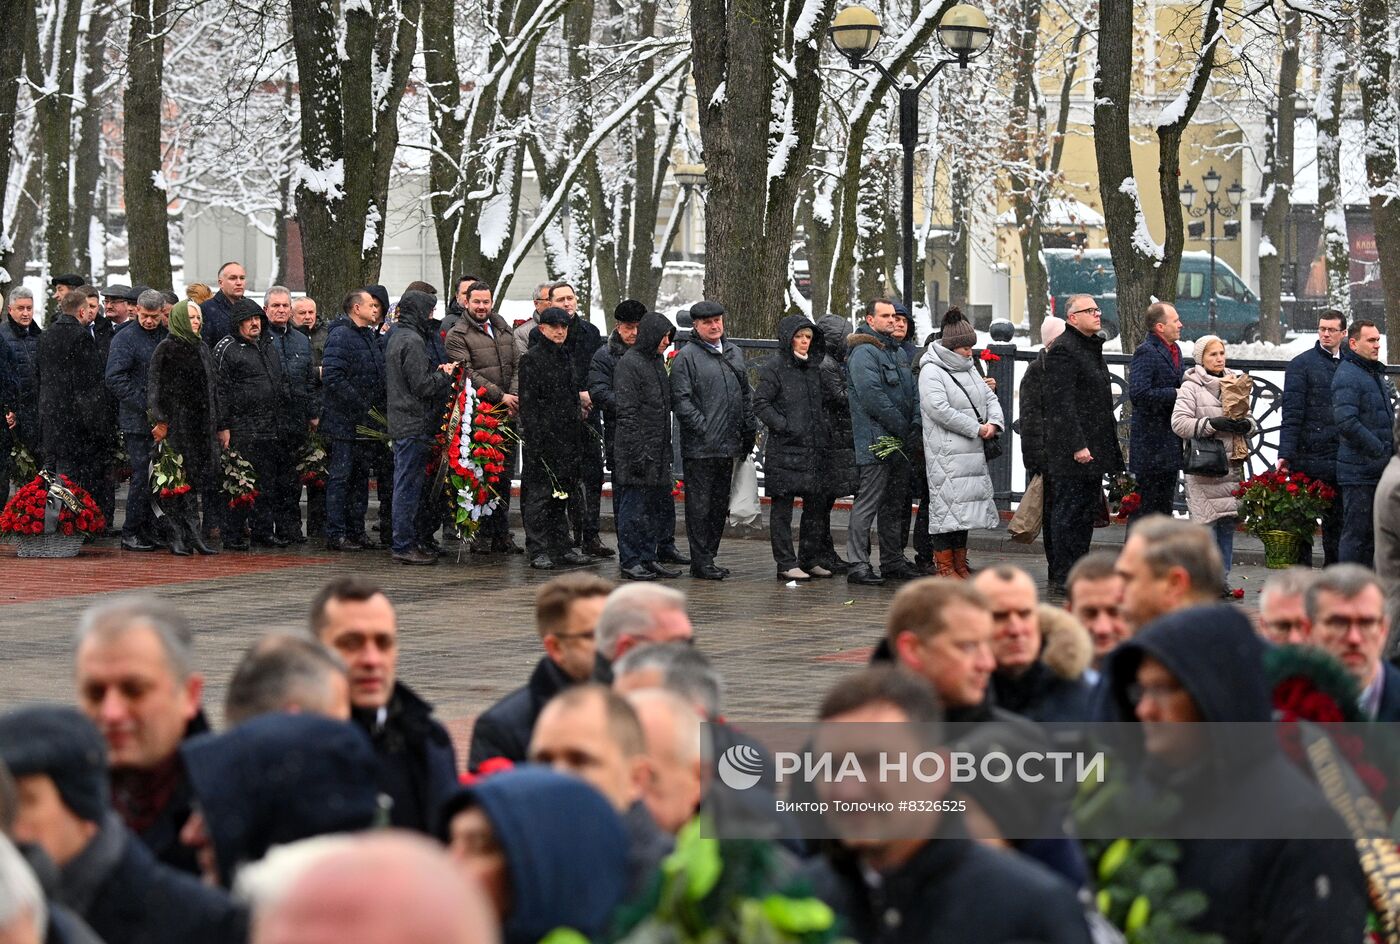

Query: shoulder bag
left=934, top=361, right=1003, bottom=463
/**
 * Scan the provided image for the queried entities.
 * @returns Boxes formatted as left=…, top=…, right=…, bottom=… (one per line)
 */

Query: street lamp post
left=829, top=5, right=992, bottom=315
left=1180, top=168, right=1245, bottom=336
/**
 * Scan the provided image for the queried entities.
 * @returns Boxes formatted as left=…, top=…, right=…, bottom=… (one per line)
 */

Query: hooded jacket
left=215, top=308, right=293, bottom=442
left=990, top=605, right=1093, bottom=723
left=815, top=314, right=858, bottom=496
left=1101, top=605, right=1367, bottom=943
left=104, top=319, right=167, bottom=436
left=1332, top=345, right=1395, bottom=485
left=439, top=768, right=629, bottom=944
left=670, top=331, right=755, bottom=460
left=587, top=328, right=632, bottom=466
left=1170, top=365, right=1258, bottom=525
left=180, top=713, right=380, bottom=887
left=753, top=316, right=829, bottom=496
left=845, top=323, right=918, bottom=466
left=1043, top=325, right=1123, bottom=477
left=612, top=312, right=675, bottom=488
left=320, top=314, right=388, bottom=439
left=917, top=341, right=1003, bottom=534
left=386, top=290, right=456, bottom=439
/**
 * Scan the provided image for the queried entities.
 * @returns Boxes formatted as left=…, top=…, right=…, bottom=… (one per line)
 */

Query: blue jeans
left=326, top=439, right=372, bottom=540
left=391, top=437, right=430, bottom=554
left=1213, top=516, right=1236, bottom=576
left=1340, top=483, right=1377, bottom=565
left=616, top=484, right=670, bottom=568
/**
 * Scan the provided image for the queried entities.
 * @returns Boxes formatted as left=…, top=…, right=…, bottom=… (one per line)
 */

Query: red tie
left=1170, top=343, right=1180, bottom=369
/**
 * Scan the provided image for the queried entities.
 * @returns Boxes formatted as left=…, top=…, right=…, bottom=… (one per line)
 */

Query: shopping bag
left=1008, top=474, right=1044, bottom=543
left=727, top=457, right=761, bottom=528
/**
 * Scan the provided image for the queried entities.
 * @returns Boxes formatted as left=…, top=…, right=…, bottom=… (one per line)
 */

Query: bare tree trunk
left=0, top=0, right=33, bottom=293
left=948, top=153, right=970, bottom=309
left=420, top=0, right=464, bottom=291
left=40, top=0, right=85, bottom=306
left=1316, top=28, right=1351, bottom=317
left=125, top=0, right=173, bottom=289
left=1006, top=0, right=1043, bottom=335
left=1094, top=0, right=1159, bottom=353
left=1258, top=12, right=1300, bottom=344
left=0, top=160, right=41, bottom=297
left=71, top=3, right=110, bottom=281
left=1358, top=0, right=1400, bottom=355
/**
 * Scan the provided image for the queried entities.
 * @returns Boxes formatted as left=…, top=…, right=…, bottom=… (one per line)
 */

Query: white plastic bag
left=727, top=457, right=761, bottom=528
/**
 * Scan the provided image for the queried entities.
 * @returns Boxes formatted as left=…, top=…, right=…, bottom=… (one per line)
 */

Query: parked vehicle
left=1044, top=248, right=1267, bottom=343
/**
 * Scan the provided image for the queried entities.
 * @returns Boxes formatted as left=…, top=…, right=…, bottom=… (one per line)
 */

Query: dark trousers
left=306, top=482, right=326, bottom=536
left=817, top=494, right=843, bottom=564
left=1131, top=471, right=1178, bottom=521
left=1340, top=483, right=1377, bottom=565
left=1040, top=474, right=1055, bottom=571
left=228, top=437, right=276, bottom=539
left=905, top=457, right=931, bottom=564
left=931, top=529, right=969, bottom=551
left=1048, top=473, right=1101, bottom=585
left=372, top=443, right=394, bottom=535
left=568, top=437, right=604, bottom=546
left=55, top=455, right=108, bottom=518
left=326, top=438, right=373, bottom=541
left=522, top=477, right=570, bottom=559
left=1297, top=474, right=1343, bottom=566
left=270, top=434, right=302, bottom=538
left=682, top=457, right=734, bottom=568
left=616, top=484, right=671, bottom=568
left=846, top=456, right=911, bottom=569
left=391, top=437, right=430, bottom=554
left=769, top=495, right=826, bottom=571
left=123, top=433, right=154, bottom=539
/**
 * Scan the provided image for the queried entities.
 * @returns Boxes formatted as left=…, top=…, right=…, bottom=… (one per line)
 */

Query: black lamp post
left=1180, top=168, right=1245, bottom=336
left=828, top=4, right=992, bottom=315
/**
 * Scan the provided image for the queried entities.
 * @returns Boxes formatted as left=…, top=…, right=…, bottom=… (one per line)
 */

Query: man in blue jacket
left=1279, top=309, right=1345, bottom=564
left=321, top=289, right=388, bottom=551
left=1127, top=302, right=1183, bottom=520
left=845, top=298, right=920, bottom=586
left=1331, top=319, right=1393, bottom=564
left=104, top=290, right=167, bottom=552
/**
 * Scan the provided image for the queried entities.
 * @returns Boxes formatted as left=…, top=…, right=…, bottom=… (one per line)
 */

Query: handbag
left=934, top=361, right=1003, bottom=463
left=1009, top=474, right=1043, bottom=543
left=1183, top=421, right=1229, bottom=477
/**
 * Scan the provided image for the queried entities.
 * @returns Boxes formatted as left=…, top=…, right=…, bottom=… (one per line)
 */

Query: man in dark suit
left=1279, top=309, right=1345, bottom=565
left=35, top=288, right=108, bottom=501
left=1127, top=302, right=1184, bottom=520
left=1300, top=563, right=1400, bottom=720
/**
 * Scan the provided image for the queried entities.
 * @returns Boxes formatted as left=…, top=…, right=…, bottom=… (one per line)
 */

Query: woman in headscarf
left=148, top=300, right=226, bottom=554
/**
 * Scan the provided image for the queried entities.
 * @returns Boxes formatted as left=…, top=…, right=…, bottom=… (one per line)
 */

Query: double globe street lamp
left=1179, top=168, right=1245, bottom=337
left=828, top=4, right=993, bottom=314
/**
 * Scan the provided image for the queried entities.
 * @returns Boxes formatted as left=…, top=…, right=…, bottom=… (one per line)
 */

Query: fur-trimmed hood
left=1037, top=605, right=1093, bottom=680
left=847, top=330, right=893, bottom=351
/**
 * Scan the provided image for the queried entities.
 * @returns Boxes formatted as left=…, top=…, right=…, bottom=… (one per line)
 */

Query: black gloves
left=1207, top=416, right=1251, bottom=435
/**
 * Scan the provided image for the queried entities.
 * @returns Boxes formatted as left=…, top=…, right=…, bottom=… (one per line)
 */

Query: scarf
left=168, top=300, right=199, bottom=344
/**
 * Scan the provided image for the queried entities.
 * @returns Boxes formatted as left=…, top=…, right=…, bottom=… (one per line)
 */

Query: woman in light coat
left=917, top=311, right=1004, bottom=578
left=1170, top=335, right=1257, bottom=587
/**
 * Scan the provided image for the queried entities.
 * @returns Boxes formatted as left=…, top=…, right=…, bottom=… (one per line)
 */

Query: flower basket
left=1260, top=529, right=1303, bottom=569
left=15, top=532, right=84, bottom=558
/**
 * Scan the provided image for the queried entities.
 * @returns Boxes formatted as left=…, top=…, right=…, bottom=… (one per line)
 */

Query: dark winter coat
left=587, top=329, right=631, bottom=466
left=0, top=334, right=13, bottom=451
left=1019, top=350, right=1051, bottom=476
left=612, top=312, right=675, bottom=488
left=148, top=338, right=223, bottom=483
left=519, top=336, right=584, bottom=486
left=991, top=608, right=1094, bottom=723
left=1044, top=325, right=1124, bottom=477
left=808, top=816, right=1092, bottom=944
left=350, top=682, right=459, bottom=834
left=671, top=334, right=756, bottom=459
left=386, top=291, right=455, bottom=440
left=1332, top=346, right=1395, bottom=486
left=266, top=321, right=317, bottom=431
left=104, top=321, right=166, bottom=435
left=1127, top=332, right=1183, bottom=474
left=846, top=323, right=919, bottom=466
left=467, top=657, right=582, bottom=769
left=1, top=317, right=41, bottom=449
left=440, top=298, right=465, bottom=340
left=320, top=315, right=387, bottom=440
left=444, top=310, right=519, bottom=404
left=1278, top=342, right=1341, bottom=481
left=198, top=291, right=247, bottom=348
left=181, top=713, right=380, bottom=886
left=302, top=319, right=330, bottom=373
left=754, top=316, right=830, bottom=496
left=57, top=812, right=247, bottom=944
left=438, top=768, right=629, bottom=944
left=1102, top=606, right=1368, bottom=943
left=214, top=316, right=293, bottom=442
left=815, top=315, right=858, bottom=496
left=36, top=315, right=108, bottom=462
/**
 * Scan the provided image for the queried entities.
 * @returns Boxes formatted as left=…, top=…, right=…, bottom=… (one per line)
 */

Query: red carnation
left=979, top=349, right=1001, bottom=362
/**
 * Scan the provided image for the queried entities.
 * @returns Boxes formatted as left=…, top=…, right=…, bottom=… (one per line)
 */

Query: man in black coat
left=2, top=288, right=42, bottom=466
left=0, top=706, right=247, bottom=944
left=1278, top=309, right=1345, bottom=564
left=310, top=578, right=459, bottom=834
left=384, top=290, right=457, bottom=566
left=469, top=573, right=613, bottom=768
left=613, top=311, right=681, bottom=580
left=199, top=261, right=250, bottom=348
left=1127, top=302, right=1184, bottom=520
left=805, top=667, right=1093, bottom=944
left=36, top=290, right=108, bottom=502
left=104, top=290, right=167, bottom=552
left=520, top=306, right=593, bottom=569
left=1017, top=316, right=1064, bottom=571
left=1044, top=295, right=1123, bottom=594
left=264, top=287, right=318, bottom=543
left=321, top=290, right=388, bottom=550
left=214, top=302, right=291, bottom=550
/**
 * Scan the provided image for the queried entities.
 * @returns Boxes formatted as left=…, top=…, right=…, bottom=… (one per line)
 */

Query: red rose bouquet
left=1234, top=469, right=1335, bottom=542
left=0, top=473, right=105, bottom=536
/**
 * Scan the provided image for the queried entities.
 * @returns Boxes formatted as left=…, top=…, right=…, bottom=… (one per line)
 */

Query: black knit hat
left=0, top=706, right=108, bottom=824
left=614, top=299, right=647, bottom=324
left=230, top=297, right=263, bottom=325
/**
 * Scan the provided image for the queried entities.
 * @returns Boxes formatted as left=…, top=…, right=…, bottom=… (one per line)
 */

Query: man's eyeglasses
left=552, top=630, right=596, bottom=642
left=1316, top=616, right=1383, bottom=639
left=1070, top=307, right=1101, bottom=317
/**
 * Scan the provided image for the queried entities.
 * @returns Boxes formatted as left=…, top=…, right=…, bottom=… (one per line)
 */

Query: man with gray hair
left=613, top=643, right=721, bottom=718
left=1257, top=568, right=1316, bottom=645
left=624, top=688, right=703, bottom=835
left=1, top=287, right=41, bottom=482
left=512, top=281, right=556, bottom=358
left=1113, top=515, right=1223, bottom=631
left=223, top=635, right=350, bottom=726
left=104, top=289, right=167, bottom=551
left=264, top=285, right=318, bottom=543
left=593, top=584, right=694, bottom=680
left=1300, top=563, right=1400, bottom=720
left=72, top=595, right=208, bottom=873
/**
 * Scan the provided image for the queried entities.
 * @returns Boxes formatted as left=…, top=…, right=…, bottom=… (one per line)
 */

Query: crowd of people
left=0, top=516, right=1392, bottom=943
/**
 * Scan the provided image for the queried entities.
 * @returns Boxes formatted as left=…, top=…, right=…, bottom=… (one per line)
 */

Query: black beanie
left=614, top=299, right=647, bottom=324
left=0, top=706, right=108, bottom=823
